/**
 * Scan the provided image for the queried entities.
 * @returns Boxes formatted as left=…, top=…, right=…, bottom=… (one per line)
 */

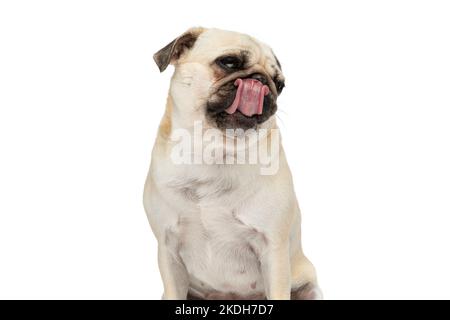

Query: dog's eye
left=275, top=80, right=285, bottom=94
left=216, top=56, right=242, bottom=70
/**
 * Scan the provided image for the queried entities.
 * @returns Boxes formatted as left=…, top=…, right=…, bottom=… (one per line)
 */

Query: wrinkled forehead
left=188, top=29, right=280, bottom=69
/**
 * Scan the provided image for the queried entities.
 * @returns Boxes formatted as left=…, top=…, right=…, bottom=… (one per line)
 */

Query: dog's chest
left=163, top=168, right=271, bottom=296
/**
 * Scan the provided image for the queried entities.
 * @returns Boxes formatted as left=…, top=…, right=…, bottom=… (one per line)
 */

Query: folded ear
left=153, top=27, right=204, bottom=72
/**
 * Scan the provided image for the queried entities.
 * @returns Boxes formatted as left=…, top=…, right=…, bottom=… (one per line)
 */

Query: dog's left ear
left=153, top=27, right=204, bottom=72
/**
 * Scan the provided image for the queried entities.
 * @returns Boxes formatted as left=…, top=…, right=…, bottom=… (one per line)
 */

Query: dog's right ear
left=153, top=27, right=204, bottom=72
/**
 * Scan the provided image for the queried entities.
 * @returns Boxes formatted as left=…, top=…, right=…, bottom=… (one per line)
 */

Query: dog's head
left=154, top=27, right=285, bottom=131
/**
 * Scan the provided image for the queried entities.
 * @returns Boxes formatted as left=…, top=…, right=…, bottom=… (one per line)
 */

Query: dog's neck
left=154, top=94, right=281, bottom=177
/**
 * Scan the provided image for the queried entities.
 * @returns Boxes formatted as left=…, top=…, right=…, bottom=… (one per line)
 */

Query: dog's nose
left=249, top=73, right=268, bottom=85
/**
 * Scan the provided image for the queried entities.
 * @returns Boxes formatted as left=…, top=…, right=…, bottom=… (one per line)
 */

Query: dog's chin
left=205, top=81, right=277, bottom=131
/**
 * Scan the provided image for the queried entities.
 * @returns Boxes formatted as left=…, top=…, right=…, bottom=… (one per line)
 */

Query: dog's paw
left=291, top=283, right=323, bottom=300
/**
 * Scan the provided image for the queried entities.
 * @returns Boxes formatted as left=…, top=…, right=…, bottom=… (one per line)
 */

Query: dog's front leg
left=158, top=244, right=189, bottom=300
left=261, top=243, right=292, bottom=300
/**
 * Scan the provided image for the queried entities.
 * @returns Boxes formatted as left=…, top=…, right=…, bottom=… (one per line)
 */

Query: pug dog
left=143, top=27, right=321, bottom=300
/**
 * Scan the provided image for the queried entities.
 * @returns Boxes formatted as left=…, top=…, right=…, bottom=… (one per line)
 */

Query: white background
left=1, top=0, right=449, bottom=299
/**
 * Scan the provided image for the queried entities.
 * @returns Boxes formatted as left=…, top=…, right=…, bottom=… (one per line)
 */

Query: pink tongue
left=225, top=78, right=270, bottom=117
